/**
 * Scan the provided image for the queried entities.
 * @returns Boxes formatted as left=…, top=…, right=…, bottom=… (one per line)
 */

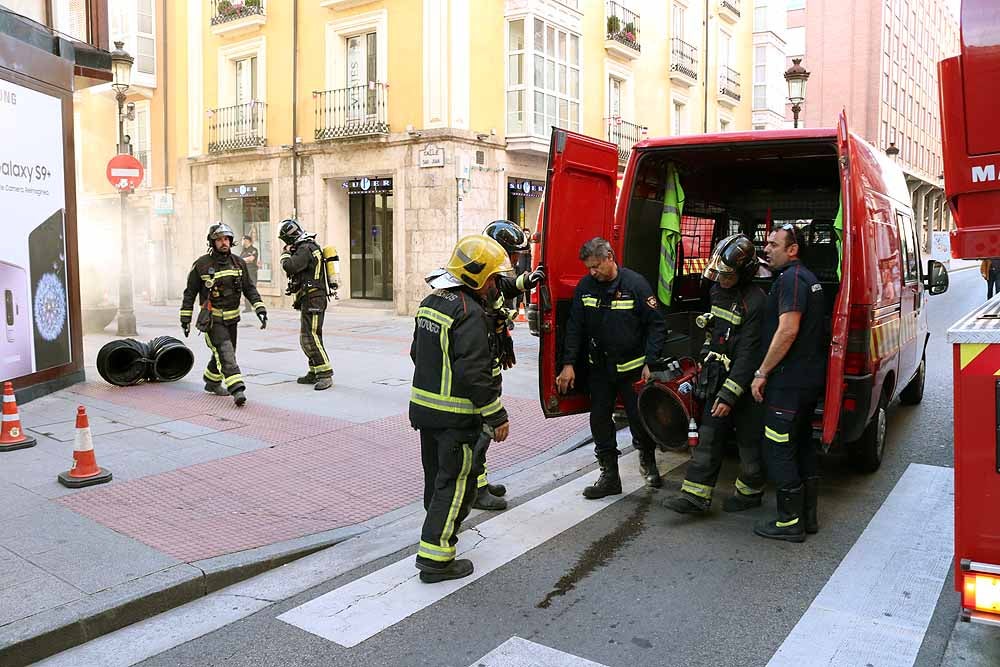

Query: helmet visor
left=703, top=253, right=734, bottom=282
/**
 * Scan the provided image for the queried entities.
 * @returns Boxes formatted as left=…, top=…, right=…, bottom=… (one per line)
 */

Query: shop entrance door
left=349, top=191, right=393, bottom=299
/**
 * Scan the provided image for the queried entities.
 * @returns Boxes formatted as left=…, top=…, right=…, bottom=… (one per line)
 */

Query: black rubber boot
left=416, top=558, right=474, bottom=583
left=662, top=491, right=710, bottom=514
left=754, top=486, right=806, bottom=543
left=473, top=486, right=508, bottom=510
left=638, top=449, right=663, bottom=488
left=233, top=390, right=247, bottom=407
left=583, top=453, right=622, bottom=499
left=205, top=382, right=229, bottom=397
left=723, top=491, right=764, bottom=513
left=804, top=477, right=820, bottom=534
left=297, top=373, right=317, bottom=384
left=487, top=483, right=507, bottom=497
left=314, top=377, right=333, bottom=391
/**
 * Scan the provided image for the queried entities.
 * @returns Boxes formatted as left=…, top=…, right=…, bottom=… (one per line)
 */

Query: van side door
left=538, top=129, right=620, bottom=417
left=895, top=210, right=922, bottom=385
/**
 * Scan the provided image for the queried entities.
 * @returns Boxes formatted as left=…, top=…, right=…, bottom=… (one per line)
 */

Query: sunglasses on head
left=779, top=223, right=801, bottom=246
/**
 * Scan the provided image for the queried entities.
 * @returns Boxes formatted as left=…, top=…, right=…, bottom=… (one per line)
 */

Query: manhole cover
left=254, top=347, right=296, bottom=353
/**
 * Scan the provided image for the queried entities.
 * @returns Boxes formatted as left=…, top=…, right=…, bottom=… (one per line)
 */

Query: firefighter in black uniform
left=663, top=234, right=767, bottom=514
left=180, top=223, right=267, bottom=407
left=556, top=237, right=667, bottom=498
left=410, top=234, right=512, bottom=583
left=279, top=219, right=333, bottom=391
left=751, top=223, right=826, bottom=542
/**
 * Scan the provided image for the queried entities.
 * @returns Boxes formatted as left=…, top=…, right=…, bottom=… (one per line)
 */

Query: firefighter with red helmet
left=180, top=222, right=267, bottom=407
left=663, top=234, right=767, bottom=514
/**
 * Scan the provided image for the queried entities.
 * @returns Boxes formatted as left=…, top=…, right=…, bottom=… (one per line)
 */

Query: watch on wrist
left=754, top=369, right=767, bottom=379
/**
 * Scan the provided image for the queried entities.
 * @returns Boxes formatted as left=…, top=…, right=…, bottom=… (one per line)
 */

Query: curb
left=0, top=425, right=595, bottom=667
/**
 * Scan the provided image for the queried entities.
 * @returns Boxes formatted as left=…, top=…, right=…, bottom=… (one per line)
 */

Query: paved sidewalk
left=0, top=302, right=591, bottom=665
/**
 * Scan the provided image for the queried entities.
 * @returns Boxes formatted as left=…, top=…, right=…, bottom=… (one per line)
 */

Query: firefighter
left=180, top=222, right=267, bottom=407
left=751, top=223, right=826, bottom=542
left=663, top=234, right=767, bottom=514
left=556, top=237, right=667, bottom=498
left=410, top=234, right=512, bottom=583
left=279, top=219, right=333, bottom=391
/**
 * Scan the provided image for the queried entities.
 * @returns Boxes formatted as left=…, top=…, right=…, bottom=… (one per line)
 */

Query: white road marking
left=469, top=636, right=609, bottom=667
left=768, top=463, right=954, bottom=667
left=278, top=449, right=687, bottom=648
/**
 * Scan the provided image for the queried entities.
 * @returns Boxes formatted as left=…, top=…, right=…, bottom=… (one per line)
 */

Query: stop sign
left=106, top=154, right=145, bottom=191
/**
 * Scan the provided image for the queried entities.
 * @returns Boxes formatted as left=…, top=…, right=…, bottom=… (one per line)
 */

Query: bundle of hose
left=96, top=339, right=150, bottom=387
left=148, top=336, right=195, bottom=382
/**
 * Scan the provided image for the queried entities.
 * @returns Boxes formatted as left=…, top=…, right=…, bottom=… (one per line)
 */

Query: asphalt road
left=83, top=267, right=984, bottom=667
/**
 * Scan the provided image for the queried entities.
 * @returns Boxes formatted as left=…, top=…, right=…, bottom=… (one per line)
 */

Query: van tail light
left=963, top=573, right=1000, bottom=615
left=845, top=304, right=873, bottom=376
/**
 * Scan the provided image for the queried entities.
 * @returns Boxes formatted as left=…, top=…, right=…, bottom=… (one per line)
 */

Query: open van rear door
left=823, top=112, right=855, bottom=444
left=538, top=129, right=619, bottom=417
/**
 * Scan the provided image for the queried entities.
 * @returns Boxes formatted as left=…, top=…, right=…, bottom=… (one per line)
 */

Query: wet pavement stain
left=536, top=493, right=652, bottom=609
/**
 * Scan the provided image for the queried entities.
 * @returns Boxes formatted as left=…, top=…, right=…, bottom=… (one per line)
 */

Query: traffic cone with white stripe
left=515, top=303, right=527, bottom=323
left=57, top=406, right=112, bottom=488
left=0, top=381, right=36, bottom=452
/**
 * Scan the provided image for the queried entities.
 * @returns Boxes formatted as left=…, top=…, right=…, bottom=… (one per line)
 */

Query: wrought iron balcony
left=314, top=83, right=390, bottom=141
left=606, top=117, right=646, bottom=164
left=605, top=1, right=641, bottom=53
left=211, top=0, right=265, bottom=25
left=207, top=101, right=267, bottom=153
left=670, top=38, right=699, bottom=84
left=720, top=0, right=741, bottom=21
left=719, top=66, right=741, bottom=103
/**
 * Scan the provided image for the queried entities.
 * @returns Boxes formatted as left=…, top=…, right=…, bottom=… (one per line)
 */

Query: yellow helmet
left=445, top=235, right=513, bottom=290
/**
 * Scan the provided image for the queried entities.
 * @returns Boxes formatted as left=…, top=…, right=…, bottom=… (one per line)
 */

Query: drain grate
left=373, top=378, right=410, bottom=387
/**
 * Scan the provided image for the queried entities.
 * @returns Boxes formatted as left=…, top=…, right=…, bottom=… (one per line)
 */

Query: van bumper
left=839, top=374, right=875, bottom=443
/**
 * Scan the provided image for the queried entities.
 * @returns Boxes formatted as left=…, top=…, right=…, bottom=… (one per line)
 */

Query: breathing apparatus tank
left=322, top=245, right=340, bottom=292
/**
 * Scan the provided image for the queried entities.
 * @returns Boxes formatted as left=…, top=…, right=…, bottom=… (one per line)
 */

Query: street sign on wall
left=106, top=154, right=144, bottom=191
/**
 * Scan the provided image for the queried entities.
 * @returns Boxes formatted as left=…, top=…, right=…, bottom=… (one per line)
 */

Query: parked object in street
left=95, top=336, right=194, bottom=386
left=57, top=406, right=112, bottom=488
left=0, top=380, right=35, bottom=451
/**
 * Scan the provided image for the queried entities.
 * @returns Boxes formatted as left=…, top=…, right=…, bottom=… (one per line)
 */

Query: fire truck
left=940, top=0, right=1000, bottom=627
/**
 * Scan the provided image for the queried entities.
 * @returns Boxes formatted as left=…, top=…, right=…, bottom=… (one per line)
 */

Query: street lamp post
left=885, top=141, right=900, bottom=159
left=111, top=41, right=137, bottom=336
left=784, top=58, right=811, bottom=129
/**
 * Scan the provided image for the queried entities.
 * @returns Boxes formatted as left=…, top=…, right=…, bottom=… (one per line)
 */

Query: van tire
left=848, top=396, right=888, bottom=473
left=899, top=355, right=925, bottom=406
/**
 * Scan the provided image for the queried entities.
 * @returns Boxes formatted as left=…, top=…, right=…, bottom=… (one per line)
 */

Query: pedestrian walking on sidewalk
left=981, top=258, right=1000, bottom=299
left=180, top=222, right=267, bottom=407
left=279, top=219, right=333, bottom=391
left=240, top=235, right=259, bottom=312
left=410, top=234, right=512, bottom=583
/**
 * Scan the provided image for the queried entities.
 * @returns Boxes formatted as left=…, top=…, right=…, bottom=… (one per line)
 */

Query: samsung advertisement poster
left=0, top=78, right=70, bottom=382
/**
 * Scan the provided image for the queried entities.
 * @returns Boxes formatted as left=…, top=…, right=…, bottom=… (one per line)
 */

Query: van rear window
left=681, top=216, right=715, bottom=275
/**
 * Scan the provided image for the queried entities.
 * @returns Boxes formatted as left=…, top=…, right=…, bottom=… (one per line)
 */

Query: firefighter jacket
left=409, top=286, right=509, bottom=432
left=700, top=282, right=766, bottom=407
left=280, top=239, right=326, bottom=310
left=563, top=267, right=667, bottom=376
left=180, top=251, right=264, bottom=324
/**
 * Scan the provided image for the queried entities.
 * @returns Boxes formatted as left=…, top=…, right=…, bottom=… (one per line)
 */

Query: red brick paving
left=57, top=389, right=589, bottom=561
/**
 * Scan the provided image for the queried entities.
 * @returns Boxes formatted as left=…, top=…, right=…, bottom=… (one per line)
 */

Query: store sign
left=419, top=144, right=445, bottom=168
left=508, top=179, right=545, bottom=198
left=219, top=183, right=269, bottom=199
left=343, top=177, right=393, bottom=195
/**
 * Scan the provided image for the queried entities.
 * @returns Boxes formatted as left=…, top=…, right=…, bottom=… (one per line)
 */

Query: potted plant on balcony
left=606, top=15, right=621, bottom=38
left=623, top=22, right=636, bottom=45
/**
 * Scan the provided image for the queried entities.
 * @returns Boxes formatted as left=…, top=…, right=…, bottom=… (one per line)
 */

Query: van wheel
left=848, top=396, right=888, bottom=473
left=899, top=355, right=925, bottom=406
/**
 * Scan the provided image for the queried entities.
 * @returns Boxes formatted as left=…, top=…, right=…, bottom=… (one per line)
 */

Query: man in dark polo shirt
left=750, top=223, right=826, bottom=542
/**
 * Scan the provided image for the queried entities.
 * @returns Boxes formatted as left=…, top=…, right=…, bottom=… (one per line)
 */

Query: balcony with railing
left=719, top=66, right=741, bottom=106
left=208, top=101, right=267, bottom=153
left=211, top=0, right=266, bottom=36
left=670, top=38, right=699, bottom=87
left=719, top=0, right=741, bottom=23
left=606, top=117, right=646, bottom=165
left=314, top=83, right=389, bottom=141
left=605, top=1, right=641, bottom=60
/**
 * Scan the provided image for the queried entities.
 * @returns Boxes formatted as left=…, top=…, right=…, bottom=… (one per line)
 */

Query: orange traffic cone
left=0, top=381, right=36, bottom=452
left=57, top=406, right=112, bottom=488
left=515, top=303, right=527, bottom=323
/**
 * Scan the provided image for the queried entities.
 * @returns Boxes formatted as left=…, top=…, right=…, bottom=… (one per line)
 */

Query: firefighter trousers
left=299, top=308, right=333, bottom=378
left=417, top=427, right=485, bottom=566
left=589, top=368, right=655, bottom=457
left=681, top=396, right=765, bottom=501
left=204, top=320, right=245, bottom=394
left=763, top=384, right=822, bottom=492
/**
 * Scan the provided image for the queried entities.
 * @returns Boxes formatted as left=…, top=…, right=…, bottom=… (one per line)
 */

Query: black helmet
left=207, top=222, right=235, bottom=248
left=279, top=219, right=305, bottom=245
left=483, top=220, right=529, bottom=255
left=704, top=234, right=759, bottom=282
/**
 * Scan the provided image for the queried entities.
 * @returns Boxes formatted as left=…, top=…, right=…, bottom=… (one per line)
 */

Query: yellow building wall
left=581, top=4, right=607, bottom=139
left=469, top=0, right=504, bottom=139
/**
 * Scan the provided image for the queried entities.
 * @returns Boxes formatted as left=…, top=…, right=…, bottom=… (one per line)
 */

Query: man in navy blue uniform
left=751, top=223, right=826, bottom=542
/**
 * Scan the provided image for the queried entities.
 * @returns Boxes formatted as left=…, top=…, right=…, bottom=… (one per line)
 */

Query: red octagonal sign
left=106, top=154, right=145, bottom=191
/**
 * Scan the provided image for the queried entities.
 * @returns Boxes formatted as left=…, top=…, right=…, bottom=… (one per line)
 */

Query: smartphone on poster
left=29, top=210, right=71, bottom=371
left=0, top=261, right=34, bottom=380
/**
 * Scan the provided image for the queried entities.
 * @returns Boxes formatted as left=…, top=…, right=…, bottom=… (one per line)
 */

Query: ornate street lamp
left=784, top=58, right=811, bottom=129
left=110, top=41, right=138, bottom=336
left=886, top=141, right=900, bottom=159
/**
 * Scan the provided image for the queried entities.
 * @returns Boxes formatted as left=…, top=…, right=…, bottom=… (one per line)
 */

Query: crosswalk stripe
left=278, top=449, right=688, bottom=648
left=768, top=463, right=953, bottom=667
left=469, top=636, right=609, bottom=667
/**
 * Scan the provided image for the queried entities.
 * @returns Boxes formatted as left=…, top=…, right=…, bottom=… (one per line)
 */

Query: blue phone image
left=29, top=210, right=71, bottom=371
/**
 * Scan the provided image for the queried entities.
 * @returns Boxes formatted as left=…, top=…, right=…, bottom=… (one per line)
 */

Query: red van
left=533, top=114, right=949, bottom=471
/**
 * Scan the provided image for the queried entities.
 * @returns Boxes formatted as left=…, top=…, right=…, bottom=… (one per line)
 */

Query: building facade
left=74, top=0, right=754, bottom=316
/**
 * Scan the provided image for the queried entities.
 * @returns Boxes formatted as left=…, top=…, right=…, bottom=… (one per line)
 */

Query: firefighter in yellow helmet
left=410, top=235, right=513, bottom=583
